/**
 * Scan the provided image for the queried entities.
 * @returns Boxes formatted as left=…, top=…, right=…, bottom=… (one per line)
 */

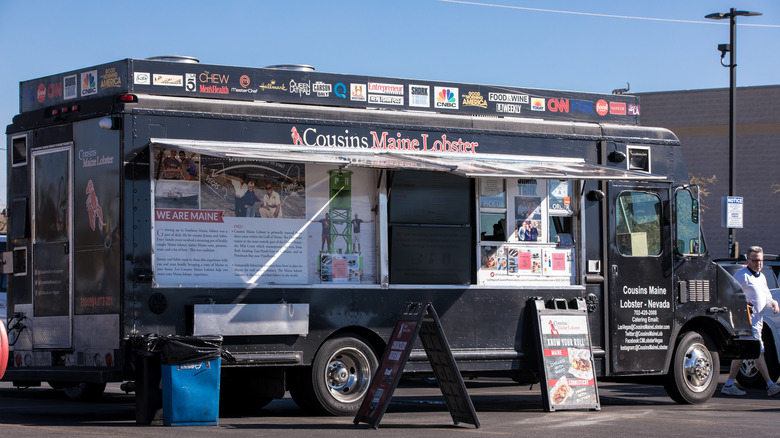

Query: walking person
left=721, top=246, right=780, bottom=397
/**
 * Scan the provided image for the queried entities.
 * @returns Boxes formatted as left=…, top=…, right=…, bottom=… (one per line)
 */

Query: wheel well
left=325, top=326, right=387, bottom=360
left=677, top=316, right=732, bottom=353
left=764, top=319, right=780, bottom=360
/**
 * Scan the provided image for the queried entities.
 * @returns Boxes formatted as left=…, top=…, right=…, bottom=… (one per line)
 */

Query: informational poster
left=543, top=248, right=573, bottom=277
left=548, top=180, right=572, bottom=214
left=479, top=178, right=505, bottom=208
left=320, top=254, right=361, bottom=283
left=514, top=195, right=542, bottom=242
left=535, top=301, right=600, bottom=412
left=152, top=148, right=378, bottom=286
left=478, top=245, right=570, bottom=285
left=306, top=164, right=377, bottom=284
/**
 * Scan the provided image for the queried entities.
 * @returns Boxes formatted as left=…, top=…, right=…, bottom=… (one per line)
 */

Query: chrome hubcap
left=325, top=347, right=371, bottom=403
left=682, top=342, right=713, bottom=393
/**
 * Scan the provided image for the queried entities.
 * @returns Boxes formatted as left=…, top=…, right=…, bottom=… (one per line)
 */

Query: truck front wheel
left=664, top=331, right=719, bottom=404
left=289, top=334, right=378, bottom=416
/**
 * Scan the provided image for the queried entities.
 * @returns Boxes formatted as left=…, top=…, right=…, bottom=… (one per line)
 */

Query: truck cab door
left=31, top=145, right=73, bottom=348
left=607, top=182, right=674, bottom=374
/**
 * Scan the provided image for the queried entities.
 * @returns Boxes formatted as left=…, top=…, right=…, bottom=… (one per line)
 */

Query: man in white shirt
left=223, top=174, right=248, bottom=217
left=259, top=183, right=282, bottom=218
left=721, top=246, right=780, bottom=397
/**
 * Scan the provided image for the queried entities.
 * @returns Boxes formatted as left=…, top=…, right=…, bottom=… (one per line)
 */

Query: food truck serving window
left=478, top=178, right=575, bottom=286
left=148, top=139, right=666, bottom=288
left=388, top=171, right=472, bottom=285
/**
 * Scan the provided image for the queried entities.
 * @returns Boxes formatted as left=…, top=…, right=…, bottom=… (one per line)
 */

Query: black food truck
left=2, top=57, right=757, bottom=415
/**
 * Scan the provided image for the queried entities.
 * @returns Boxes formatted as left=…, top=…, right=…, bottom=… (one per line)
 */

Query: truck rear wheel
left=63, top=382, right=106, bottom=402
left=220, top=370, right=275, bottom=414
left=664, top=331, right=719, bottom=404
left=289, top=334, right=378, bottom=416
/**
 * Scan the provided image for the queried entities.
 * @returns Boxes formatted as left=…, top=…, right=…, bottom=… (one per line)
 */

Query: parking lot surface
left=1, top=377, right=779, bottom=437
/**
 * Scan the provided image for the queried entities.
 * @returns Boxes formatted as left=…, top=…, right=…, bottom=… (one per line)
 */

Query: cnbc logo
left=434, top=87, right=459, bottom=109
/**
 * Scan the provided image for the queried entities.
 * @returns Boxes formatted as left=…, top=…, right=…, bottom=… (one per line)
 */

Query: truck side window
left=479, top=178, right=506, bottom=242
left=616, top=192, right=662, bottom=257
left=675, top=188, right=704, bottom=255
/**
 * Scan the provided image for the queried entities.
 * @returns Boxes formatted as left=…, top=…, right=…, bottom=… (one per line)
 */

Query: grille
left=679, top=279, right=710, bottom=303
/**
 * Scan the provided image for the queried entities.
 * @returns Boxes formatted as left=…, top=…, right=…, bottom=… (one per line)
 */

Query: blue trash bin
left=161, top=358, right=221, bottom=426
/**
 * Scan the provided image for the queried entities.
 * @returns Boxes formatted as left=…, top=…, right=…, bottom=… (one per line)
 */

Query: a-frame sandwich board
left=354, top=302, right=480, bottom=429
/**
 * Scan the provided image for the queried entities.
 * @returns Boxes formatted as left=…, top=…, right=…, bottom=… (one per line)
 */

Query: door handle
left=611, top=264, right=618, bottom=277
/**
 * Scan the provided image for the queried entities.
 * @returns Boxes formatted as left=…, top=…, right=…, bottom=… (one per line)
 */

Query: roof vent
left=264, top=64, right=315, bottom=72
left=146, top=55, right=200, bottom=64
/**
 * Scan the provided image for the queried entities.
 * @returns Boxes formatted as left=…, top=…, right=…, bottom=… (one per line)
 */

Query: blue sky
left=1, top=0, right=779, bottom=208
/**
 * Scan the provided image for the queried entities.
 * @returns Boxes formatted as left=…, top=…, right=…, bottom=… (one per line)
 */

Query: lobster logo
left=86, top=179, right=104, bottom=231
left=549, top=320, right=560, bottom=338
left=291, top=126, right=303, bottom=145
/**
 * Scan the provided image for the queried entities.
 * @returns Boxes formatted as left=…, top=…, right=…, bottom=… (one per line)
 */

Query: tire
left=220, top=393, right=273, bottom=415
left=765, top=332, right=780, bottom=381
left=63, top=382, right=107, bottom=402
left=48, top=381, right=66, bottom=390
left=287, top=366, right=320, bottom=413
left=737, top=328, right=780, bottom=388
left=220, top=369, right=275, bottom=414
left=290, top=334, right=378, bottom=416
left=664, top=331, right=719, bottom=404
left=737, top=359, right=764, bottom=388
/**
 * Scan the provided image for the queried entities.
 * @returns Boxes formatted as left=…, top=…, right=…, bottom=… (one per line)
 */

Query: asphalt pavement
left=1, top=376, right=779, bottom=437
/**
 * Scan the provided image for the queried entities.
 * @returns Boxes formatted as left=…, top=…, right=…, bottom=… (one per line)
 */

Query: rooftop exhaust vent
left=146, top=55, right=200, bottom=64
left=264, top=64, right=315, bottom=71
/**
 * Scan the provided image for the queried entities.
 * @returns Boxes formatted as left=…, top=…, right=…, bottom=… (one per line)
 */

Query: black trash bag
left=130, top=334, right=234, bottom=366
left=159, top=335, right=223, bottom=365
left=130, top=333, right=163, bottom=358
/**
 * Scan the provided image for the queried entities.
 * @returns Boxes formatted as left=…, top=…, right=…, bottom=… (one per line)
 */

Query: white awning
left=150, top=138, right=667, bottom=181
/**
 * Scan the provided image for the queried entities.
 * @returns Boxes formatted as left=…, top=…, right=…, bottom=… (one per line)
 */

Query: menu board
left=534, top=299, right=600, bottom=412
left=354, top=303, right=479, bottom=429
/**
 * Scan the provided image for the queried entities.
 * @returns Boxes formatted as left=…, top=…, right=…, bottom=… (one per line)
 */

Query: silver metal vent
left=146, top=55, right=200, bottom=63
left=679, top=280, right=711, bottom=303
left=264, top=64, right=315, bottom=71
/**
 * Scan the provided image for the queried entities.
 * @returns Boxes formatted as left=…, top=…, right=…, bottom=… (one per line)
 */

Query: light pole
left=705, top=8, right=762, bottom=258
